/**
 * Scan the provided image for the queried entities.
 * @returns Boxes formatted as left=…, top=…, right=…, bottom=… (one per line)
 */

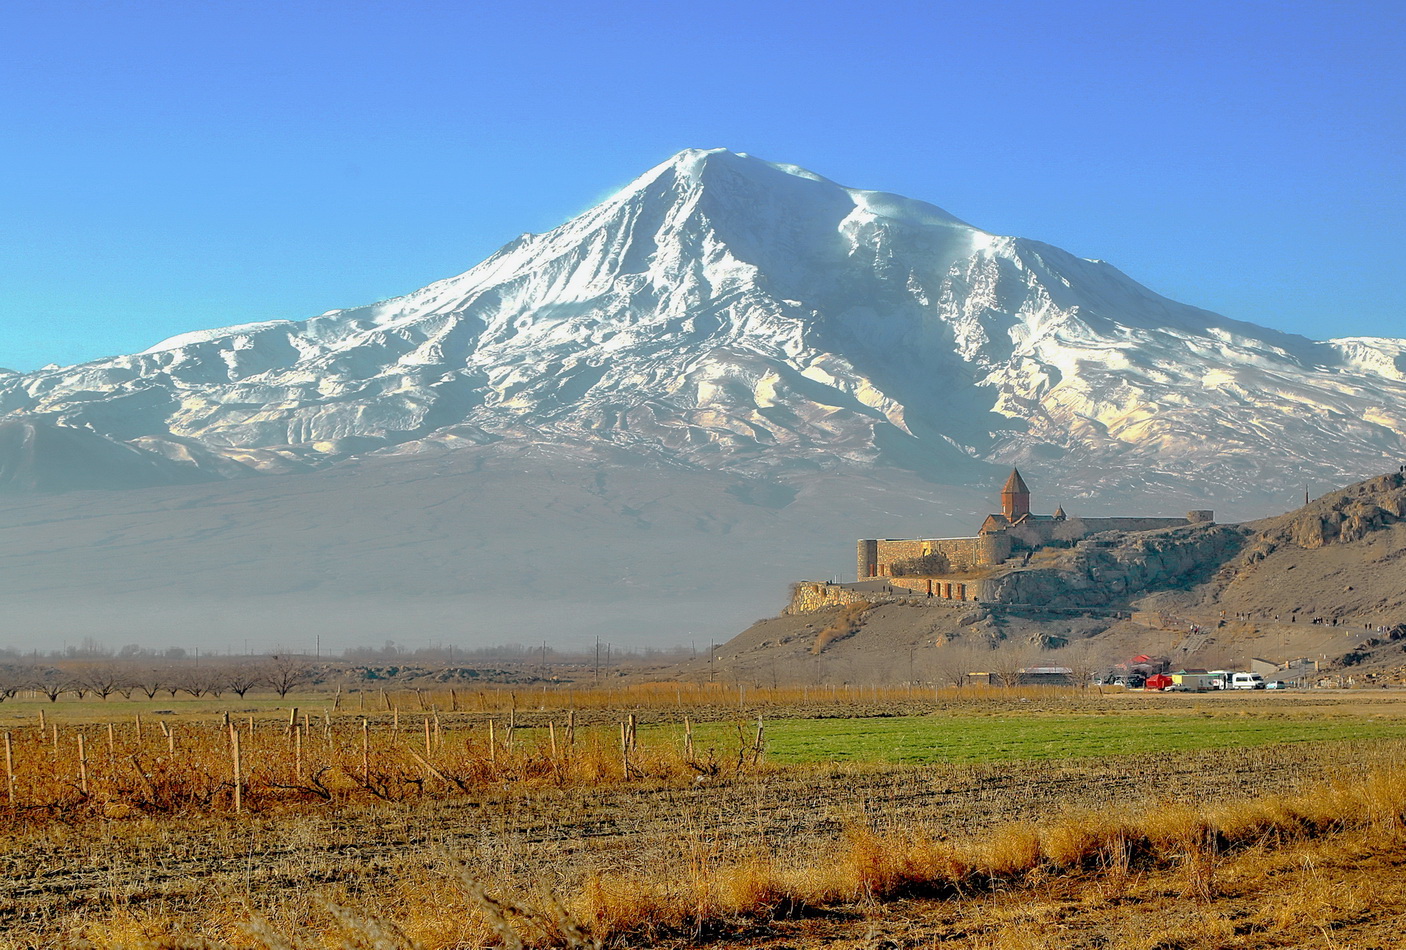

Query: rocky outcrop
left=981, top=523, right=1250, bottom=608
left=1242, top=473, right=1406, bottom=561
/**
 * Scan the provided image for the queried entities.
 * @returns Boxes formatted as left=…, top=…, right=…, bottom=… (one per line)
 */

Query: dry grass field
left=3, top=685, right=1406, bottom=948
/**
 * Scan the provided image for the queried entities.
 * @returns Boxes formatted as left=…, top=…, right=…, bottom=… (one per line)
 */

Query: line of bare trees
left=0, top=654, right=314, bottom=702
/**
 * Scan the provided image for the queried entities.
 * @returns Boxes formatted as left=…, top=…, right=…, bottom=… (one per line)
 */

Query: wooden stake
left=135, top=713, right=142, bottom=741
left=231, top=727, right=242, bottom=814
left=361, top=718, right=370, bottom=781
left=488, top=720, right=496, bottom=767
left=168, top=726, right=175, bottom=756
left=423, top=717, right=432, bottom=757
left=620, top=721, right=629, bottom=777
left=567, top=709, right=575, bottom=747
left=107, top=722, right=115, bottom=759
left=549, top=721, right=557, bottom=758
left=4, top=732, right=14, bottom=806
left=295, top=724, right=303, bottom=781
left=77, top=734, right=88, bottom=794
left=684, top=716, right=694, bottom=759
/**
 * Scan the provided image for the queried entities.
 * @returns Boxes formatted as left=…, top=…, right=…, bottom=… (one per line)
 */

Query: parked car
left=1265, top=680, right=1287, bottom=689
left=1230, top=672, right=1267, bottom=690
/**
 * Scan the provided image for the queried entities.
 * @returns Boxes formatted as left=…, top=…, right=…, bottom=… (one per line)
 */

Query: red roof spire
left=1001, top=467, right=1031, bottom=519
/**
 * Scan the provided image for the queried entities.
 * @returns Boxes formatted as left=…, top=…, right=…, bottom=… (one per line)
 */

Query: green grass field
left=750, top=714, right=1406, bottom=764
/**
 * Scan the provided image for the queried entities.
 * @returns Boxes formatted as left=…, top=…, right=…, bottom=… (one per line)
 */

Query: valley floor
left=3, top=705, right=1405, bottom=948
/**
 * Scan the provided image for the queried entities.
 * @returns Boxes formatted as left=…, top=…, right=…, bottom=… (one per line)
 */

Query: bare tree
left=177, top=667, right=226, bottom=698
left=28, top=668, right=64, bottom=702
left=131, top=668, right=165, bottom=700
left=929, top=642, right=978, bottom=688
left=265, top=654, right=312, bottom=698
left=1061, top=641, right=1103, bottom=690
left=990, top=640, right=1038, bottom=689
left=0, top=667, right=22, bottom=703
left=223, top=667, right=264, bottom=698
left=80, top=663, right=129, bottom=700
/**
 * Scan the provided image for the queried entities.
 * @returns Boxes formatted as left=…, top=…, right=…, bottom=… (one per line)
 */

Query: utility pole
left=709, top=641, right=716, bottom=684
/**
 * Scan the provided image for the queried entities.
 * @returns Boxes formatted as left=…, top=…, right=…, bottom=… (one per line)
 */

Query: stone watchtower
left=1001, top=467, right=1031, bottom=521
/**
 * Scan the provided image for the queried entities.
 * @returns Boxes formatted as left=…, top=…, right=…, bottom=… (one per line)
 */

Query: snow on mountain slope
left=2, top=148, right=1403, bottom=498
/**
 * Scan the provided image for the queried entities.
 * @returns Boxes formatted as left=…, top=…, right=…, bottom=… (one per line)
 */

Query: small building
left=1171, top=670, right=1221, bottom=691
left=1017, top=666, right=1075, bottom=686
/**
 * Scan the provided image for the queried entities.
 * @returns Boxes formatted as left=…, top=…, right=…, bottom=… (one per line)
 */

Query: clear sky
left=2, top=0, right=1402, bottom=371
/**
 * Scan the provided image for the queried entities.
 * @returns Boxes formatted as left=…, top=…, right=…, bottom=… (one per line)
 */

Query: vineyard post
left=433, top=713, right=441, bottom=750
left=548, top=722, right=557, bottom=759
left=168, top=725, right=175, bottom=756
left=50, top=724, right=58, bottom=779
left=231, top=727, right=242, bottom=814
left=295, top=723, right=303, bottom=782
left=107, top=723, right=115, bottom=759
left=627, top=713, right=637, bottom=751
left=361, top=718, right=370, bottom=781
left=287, top=707, right=297, bottom=738
left=752, top=716, right=764, bottom=765
left=620, top=721, right=629, bottom=777
left=77, top=733, right=88, bottom=795
left=38, top=709, right=45, bottom=733
left=393, top=707, right=400, bottom=736
left=423, top=718, right=431, bottom=757
left=3, top=732, right=13, bottom=806
left=488, top=721, right=496, bottom=767
left=450, top=688, right=458, bottom=712
left=684, top=716, right=694, bottom=759
left=135, top=713, right=142, bottom=742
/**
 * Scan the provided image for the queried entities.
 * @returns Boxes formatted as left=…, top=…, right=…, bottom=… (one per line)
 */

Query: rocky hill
left=0, top=417, right=215, bottom=493
left=690, top=472, right=1406, bottom=685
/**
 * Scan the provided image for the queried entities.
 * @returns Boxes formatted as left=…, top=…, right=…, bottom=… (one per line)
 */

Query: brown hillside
left=694, top=471, right=1406, bottom=685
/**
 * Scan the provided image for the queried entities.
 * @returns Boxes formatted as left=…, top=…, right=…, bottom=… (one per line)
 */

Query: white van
left=1230, top=672, right=1266, bottom=690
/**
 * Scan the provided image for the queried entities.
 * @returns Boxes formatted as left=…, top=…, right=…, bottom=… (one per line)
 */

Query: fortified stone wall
left=787, top=579, right=990, bottom=614
left=1078, top=516, right=1200, bottom=534
left=857, top=534, right=1012, bottom=578
left=884, top=575, right=990, bottom=601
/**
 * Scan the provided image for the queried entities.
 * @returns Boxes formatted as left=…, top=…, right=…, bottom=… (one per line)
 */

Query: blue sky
left=2, top=0, right=1402, bottom=370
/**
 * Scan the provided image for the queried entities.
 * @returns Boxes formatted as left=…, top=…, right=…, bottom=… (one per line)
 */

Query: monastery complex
left=789, top=469, right=1214, bottom=609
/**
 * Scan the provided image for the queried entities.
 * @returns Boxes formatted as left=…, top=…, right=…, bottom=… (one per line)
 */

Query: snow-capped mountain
left=4, top=148, right=1404, bottom=497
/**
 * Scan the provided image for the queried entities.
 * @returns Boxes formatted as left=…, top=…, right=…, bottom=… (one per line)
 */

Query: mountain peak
left=0, top=151, right=1402, bottom=501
